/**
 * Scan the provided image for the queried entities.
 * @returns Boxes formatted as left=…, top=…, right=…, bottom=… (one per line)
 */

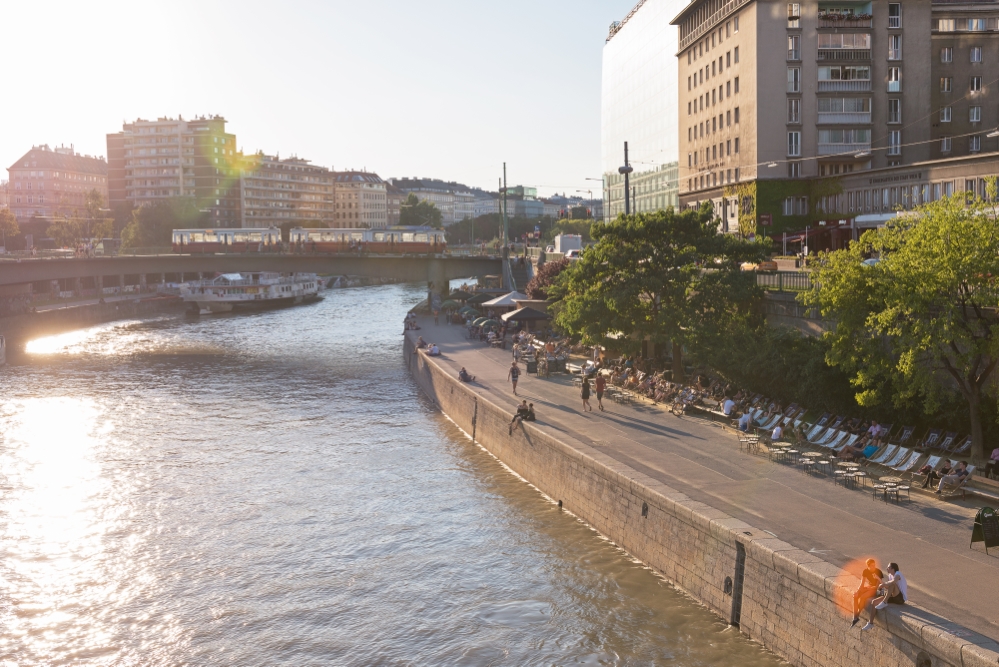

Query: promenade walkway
left=410, top=317, right=999, bottom=641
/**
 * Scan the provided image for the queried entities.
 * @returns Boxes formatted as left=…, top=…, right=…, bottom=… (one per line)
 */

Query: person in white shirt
left=737, top=412, right=752, bottom=432
left=861, top=562, right=907, bottom=630
left=867, top=421, right=882, bottom=439
left=722, top=398, right=736, bottom=416
left=771, top=424, right=783, bottom=441
left=428, top=344, right=440, bottom=356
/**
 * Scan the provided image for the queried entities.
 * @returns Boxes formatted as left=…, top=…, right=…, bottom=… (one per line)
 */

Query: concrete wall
left=406, top=336, right=999, bottom=667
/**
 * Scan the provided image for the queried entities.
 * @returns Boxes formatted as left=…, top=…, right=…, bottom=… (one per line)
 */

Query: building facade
left=386, top=182, right=405, bottom=226
left=332, top=171, right=387, bottom=228
left=106, top=116, right=241, bottom=227
left=602, top=0, right=686, bottom=222
left=239, top=154, right=333, bottom=228
left=6, top=144, right=109, bottom=221
left=673, top=0, right=999, bottom=243
left=388, top=177, right=476, bottom=226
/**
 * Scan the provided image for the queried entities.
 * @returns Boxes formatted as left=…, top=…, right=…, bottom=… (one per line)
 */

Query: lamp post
left=618, top=142, right=633, bottom=216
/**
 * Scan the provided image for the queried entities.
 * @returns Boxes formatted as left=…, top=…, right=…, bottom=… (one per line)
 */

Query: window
left=968, top=18, right=986, bottom=31
left=818, top=129, right=871, bottom=144
left=970, top=106, right=982, bottom=122
left=788, top=3, right=800, bottom=28
left=787, top=67, right=800, bottom=92
left=819, top=65, right=872, bottom=81
left=735, top=137, right=740, bottom=153
left=888, top=67, right=901, bottom=92
left=936, top=19, right=956, bottom=32
left=970, top=135, right=982, bottom=152
left=971, top=47, right=982, bottom=63
left=734, top=107, right=740, bottom=123
left=971, top=76, right=982, bottom=92
left=688, top=101, right=691, bottom=115
left=734, top=46, right=739, bottom=63
left=788, top=131, right=801, bottom=156
left=817, top=97, right=870, bottom=113
left=788, top=162, right=801, bottom=178
left=888, top=34, right=901, bottom=60
left=941, top=137, right=952, bottom=153
left=940, top=77, right=952, bottom=92
left=726, top=81, right=731, bottom=97
left=888, top=3, right=901, bottom=28
left=735, top=76, right=740, bottom=93
left=783, top=197, right=795, bottom=215
left=726, top=139, right=731, bottom=155
left=818, top=33, right=871, bottom=49
left=726, top=110, right=731, bottom=125
left=726, top=51, right=731, bottom=68
left=888, top=130, right=901, bottom=155
left=887, top=99, right=901, bottom=124
left=940, top=106, right=952, bottom=122
left=941, top=47, right=952, bottom=63
left=734, top=16, right=739, bottom=32
left=726, top=20, right=731, bottom=37
left=788, top=98, right=800, bottom=123
left=788, top=35, right=800, bottom=60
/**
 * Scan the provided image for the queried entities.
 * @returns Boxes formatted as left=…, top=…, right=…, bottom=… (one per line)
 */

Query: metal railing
left=819, top=17, right=872, bottom=28
left=817, top=49, right=871, bottom=61
left=818, top=112, right=872, bottom=124
left=677, top=0, right=751, bottom=51
left=818, top=142, right=871, bottom=156
left=818, top=80, right=872, bottom=92
left=757, top=271, right=812, bottom=292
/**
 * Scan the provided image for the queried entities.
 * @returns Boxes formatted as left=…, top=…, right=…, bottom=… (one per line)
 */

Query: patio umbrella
left=448, top=290, right=473, bottom=301
left=472, top=317, right=489, bottom=326
left=481, top=291, right=528, bottom=308
left=480, top=319, right=500, bottom=328
left=467, top=292, right=493, bottom=305
left=460, top=307, right=480, bottom=317
left=500, top=306, right=551, bottom=323
left=440, top=299, right=460, bottom=310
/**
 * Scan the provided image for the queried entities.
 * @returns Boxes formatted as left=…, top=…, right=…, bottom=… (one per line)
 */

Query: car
left=544, top=245, right=555, bottom=253
left=564, top=248, right=581, bottom=260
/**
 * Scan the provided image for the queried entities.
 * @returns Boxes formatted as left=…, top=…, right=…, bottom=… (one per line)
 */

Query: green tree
left=803, top=187, right=999, bottom=460
left=400, top=193, right=443, bottom=229
left=47, top=216, right=84, bottom=247
left=525, top=257, right=570, bottom=300
left=545, top=219, right=593, bottom=244
left=551, top=205, right=765, bottom=380
left=0, top=207, right=20, bottom=244
left=121, top=198, right=207, bottom=249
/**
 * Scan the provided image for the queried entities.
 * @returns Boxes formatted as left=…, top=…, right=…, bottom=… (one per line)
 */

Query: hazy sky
left=3, top=0, right=640, bottom=197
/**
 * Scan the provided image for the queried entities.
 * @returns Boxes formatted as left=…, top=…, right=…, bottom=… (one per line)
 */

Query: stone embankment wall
left=0, top=297, right=185, bottom=350
left=406, top=337, right=999, bottom=667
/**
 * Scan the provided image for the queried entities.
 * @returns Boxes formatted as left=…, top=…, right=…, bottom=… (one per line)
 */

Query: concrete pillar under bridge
left=426, top=258, right=448, bottom=311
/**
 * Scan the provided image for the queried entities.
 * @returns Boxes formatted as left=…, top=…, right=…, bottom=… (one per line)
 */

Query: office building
left=332, top=171, right=387, bottom=228
left=106, top=116, right=241, bottom=227
left=239, top=154, right=333, bottom=227
left=602, top=0, right=686, bottom=222
left=6, top=144, right=109, bottom=221
left=388, top=177, right=476, bottom=226
left=673, top=0, right=999, bottom=245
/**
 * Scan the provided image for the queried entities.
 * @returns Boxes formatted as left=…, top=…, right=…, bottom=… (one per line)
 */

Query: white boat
left=181, top=272, right=322, bottom=314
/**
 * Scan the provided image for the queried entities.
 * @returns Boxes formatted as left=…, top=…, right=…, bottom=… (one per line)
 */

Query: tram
left=288, top=227, right=446, bottom=254
left=172, top=228, right=282, bottom=254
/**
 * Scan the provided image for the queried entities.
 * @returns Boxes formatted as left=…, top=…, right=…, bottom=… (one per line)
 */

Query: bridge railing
left=756, top=271, right=813, bottom=292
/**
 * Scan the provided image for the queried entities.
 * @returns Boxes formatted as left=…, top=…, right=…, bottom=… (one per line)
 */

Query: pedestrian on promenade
left=433, top=309, right=439, bottom=325
left=861, top=562, right=907, bottom=631
left=595, top=374, right=606, bottom=411
left=581, top=377, right=592, bottom=412
left=508, top=362, right=521, bottom=395
left=851, top=559, right=883, bottom=627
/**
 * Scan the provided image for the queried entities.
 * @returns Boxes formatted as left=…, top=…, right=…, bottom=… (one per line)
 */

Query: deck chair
left=868, top=444, right=898, bottom=465
left=834, top=433, right=860, bottom=452
left=896, top=426, right=916, bottom=445
left=908, top=455, right=942, bottom=483
left=884, top=447, right=911, bottom=468
left=829, top=415, right=846, bottom=430
left=951, top=436, right=972, bottom=456
left=785, top=403, right=800, bottom=416
left=806, top=424, right=827, bottom=442
left=937, top=432, right=958, bottom=452
left=919, top=429, right=943, bottom=450
left=940, top=465, right=976, bottom=499
left=816, top=429, right=841, bottom=446
left=815, top=413, right=832, bottom=427
left=893, top=451, right=924, bottom=473
left=825, top=430, right=850, bottom=449
left=760, top=414, right=782, bottom=430
left=878, top=424, right=894, bottom=439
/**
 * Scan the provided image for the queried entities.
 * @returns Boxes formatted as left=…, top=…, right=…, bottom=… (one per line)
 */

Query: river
left=0, top=284, right=783, bottom=666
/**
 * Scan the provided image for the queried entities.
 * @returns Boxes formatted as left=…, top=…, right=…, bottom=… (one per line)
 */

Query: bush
left=526, top=257, right=570, bottom=300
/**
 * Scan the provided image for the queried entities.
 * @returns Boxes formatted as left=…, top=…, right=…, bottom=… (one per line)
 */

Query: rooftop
left=8, top=145, right=107, bottom=174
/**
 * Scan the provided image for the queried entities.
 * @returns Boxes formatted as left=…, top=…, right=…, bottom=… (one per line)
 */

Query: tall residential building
left=602, top=0, right=686, bottom=222
left=239, top=154, right=333, bottom=227
left=673, top=0, right=999, bottom=245
left=385, top=182, right=405, bottom=226
left=332, top=171, right=387, bottom=228
left=388, top=177, right=476, bottom=226
left=6, top=144, right=109, bottom=221
left=106, top=116, right=241, bottom=227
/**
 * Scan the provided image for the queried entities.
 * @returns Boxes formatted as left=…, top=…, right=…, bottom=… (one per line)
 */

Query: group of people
left=403, top=312, right=421, bottom=331
left=918, top=459, right=972, bottom=493
left=852, top=559, right=908, bottom=631
left=509, top=400, right=537, bottom=434
left=413, top=336, right=440, bottom=356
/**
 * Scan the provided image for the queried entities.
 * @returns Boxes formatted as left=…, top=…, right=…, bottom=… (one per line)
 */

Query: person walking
left=508, top=362, right=521, bottom=395
left=595, top=373, right=606, bottom=411
left=581, top=377, right=592, bottom=412
left=433, top=309, right=439, bottom=325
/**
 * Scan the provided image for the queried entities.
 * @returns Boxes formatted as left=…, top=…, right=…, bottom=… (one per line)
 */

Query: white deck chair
left=884, top=447, right=910, bottom=468
left=793, top=418, right=803, bottom=428
left=868, top=444, right=898, bottom=465
left=806, top=424, right=826, bottom=442
left=825, top=431, right=850, bottom=449
left=760, top=414, right=781, bottom=429
left=893, top=451, right=923, bottom=472
left=833, top=433, right=859, bottom=452
left=816, top=429, right=840, bottom=446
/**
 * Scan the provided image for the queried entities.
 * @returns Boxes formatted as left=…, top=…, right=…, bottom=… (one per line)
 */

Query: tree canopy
left=0, top=208, right=20, bottom=242
left=400, top=193, right=443, bottom=229
left=526, top=257, right=570, bottom=300
left=121, top=198, right=207, bottom=249
left=550, top=205, right=765, bottom=379
left=802, top=186, right=999, bottom=460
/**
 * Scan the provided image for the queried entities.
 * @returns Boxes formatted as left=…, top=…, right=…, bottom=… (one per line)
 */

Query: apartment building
left=386, top=182, right=405, bottom=226
left=239, top=154, right=333, bottom=227
left=673, top=0, right=998, bottom=245
left=388, top=177, right=476, bottom=226
left=106, top=116, right=241, bottom=227
left=6, top=144, right=109, bottom=221
left=332, top=171, right=387, bottom=228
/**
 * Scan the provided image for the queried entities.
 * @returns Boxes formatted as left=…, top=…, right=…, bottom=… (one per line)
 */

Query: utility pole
left=618, top=142, right=633, bottom=216
left=502, top=163, right=509, bottom=252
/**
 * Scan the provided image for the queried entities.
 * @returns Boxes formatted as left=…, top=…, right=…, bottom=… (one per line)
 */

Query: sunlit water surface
left=0, top=284, right=783, bottom=666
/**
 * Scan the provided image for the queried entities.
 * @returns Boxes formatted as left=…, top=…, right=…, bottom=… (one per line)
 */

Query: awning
left=501, top=306, right=551, bottom=322
left=482, top=291, right=528, bottom=308
left=854, top=212, right=898, bottom=228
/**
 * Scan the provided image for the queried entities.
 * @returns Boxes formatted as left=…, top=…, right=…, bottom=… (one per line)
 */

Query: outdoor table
left=852, top=471, right=868, bottom=487
left=802, top=452, right=823, bottom=459
left=769, top=443, right=789, bottom=462
left=843, top=472, right=859, bottom=489
left=785, top=449, right=800, bottom=464
left=880, top=476, right=903, bottom=485
left=816, top=459, right=832, bottom=475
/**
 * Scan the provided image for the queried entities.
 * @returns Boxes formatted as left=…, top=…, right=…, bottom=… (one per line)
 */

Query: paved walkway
left=410, top=317, right=999, bottom=641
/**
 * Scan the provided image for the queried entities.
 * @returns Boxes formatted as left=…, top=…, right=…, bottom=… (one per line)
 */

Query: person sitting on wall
left=415, top=336, right=428, bottom=349
left=525, top=403, right=536, bottom=422
left=458, top=367, right=475, bottom=383
left=851, top=559, right=883, bottom=627
left=861, top=562, right=907, bottom=631
left=428, top=344, right=440, bottom=356
left=509, top=400, right=530, bottom=435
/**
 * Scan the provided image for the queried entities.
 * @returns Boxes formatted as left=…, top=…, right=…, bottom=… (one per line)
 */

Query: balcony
left=818, top=142, right=871, bottom=156
left=817, top=112, right=872, bottom=124
left=818, top=16, right=872, bottom=28
left=818, top=80, right=871, bottom=91
left=817, top=49, right=871, bottom=61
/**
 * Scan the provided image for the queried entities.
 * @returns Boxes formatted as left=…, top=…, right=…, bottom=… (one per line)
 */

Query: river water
left=0, top=284, right=783, bottom=666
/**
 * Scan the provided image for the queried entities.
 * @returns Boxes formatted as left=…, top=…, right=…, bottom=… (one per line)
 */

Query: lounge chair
left=878, top=424, right=894, bottom=439
left=884, top=447, right=911, bottom=468
left=868, top=444, right=899, bottom=465
left=806, top=424, right=827, bottom=442
left=919, top=428, right=943, bottom=450
left=936, top=431, right=958, bottom=452
left=940, top=465, right=976, bottom=499
left=896, top=426, right=916, bottom=445
left=825, top=430, right=850, bottom=449
left=951, top=435, right=972, bottom=456
left=908, top=455, right=942, bottom=483
left=814, top=412, right=832, bottom=427
left=816, top=429, right=841, bottom=446
left=829, top=415, right=846, bottom=430
left=834, top=433, right=860, bottom=452
left=892, top=451, right=924, bottom=473
left=760, top=414, right=782, bottom=430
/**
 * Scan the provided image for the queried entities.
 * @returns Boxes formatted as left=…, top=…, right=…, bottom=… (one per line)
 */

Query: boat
left=181, top=272, right=322, bottom=314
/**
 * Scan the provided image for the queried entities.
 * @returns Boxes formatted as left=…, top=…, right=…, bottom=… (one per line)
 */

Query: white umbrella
left=481, top=291, right=528, bottom=308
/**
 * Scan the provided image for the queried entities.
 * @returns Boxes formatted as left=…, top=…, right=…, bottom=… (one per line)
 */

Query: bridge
left=0, top=253, right=503, bottom=299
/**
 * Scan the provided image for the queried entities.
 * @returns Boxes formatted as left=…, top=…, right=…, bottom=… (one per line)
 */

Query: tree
left=551, top=205, right=765, bottom=380
left=545, top=219, right=593, bottom=244
left=803, top=188, right=999, bottom=460
left=47, top=216, right=84, bottom=247
left=120, top=198, right=207, bottom=249
left=0, top=208, right=19, bottom=244
left=400, top=193, right=443, bottom=229
left=525, top=257, right=570, bottom=300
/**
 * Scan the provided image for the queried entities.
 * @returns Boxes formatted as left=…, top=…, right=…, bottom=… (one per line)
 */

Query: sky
left=3, top=0, right=640, bottom=197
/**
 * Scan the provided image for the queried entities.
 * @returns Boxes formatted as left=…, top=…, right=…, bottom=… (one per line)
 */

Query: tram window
left=415, top=234, right=428, bottom=242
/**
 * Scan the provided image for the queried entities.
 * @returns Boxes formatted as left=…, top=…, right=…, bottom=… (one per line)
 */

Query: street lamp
left=619, top=142, right=634, bottom=215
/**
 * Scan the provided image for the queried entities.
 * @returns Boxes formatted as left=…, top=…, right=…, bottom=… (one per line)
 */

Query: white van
left=564, top=248, right=581, bottom=260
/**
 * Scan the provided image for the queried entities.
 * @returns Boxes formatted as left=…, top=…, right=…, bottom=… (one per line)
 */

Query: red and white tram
left=172, top=228, right=282, bottom=253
